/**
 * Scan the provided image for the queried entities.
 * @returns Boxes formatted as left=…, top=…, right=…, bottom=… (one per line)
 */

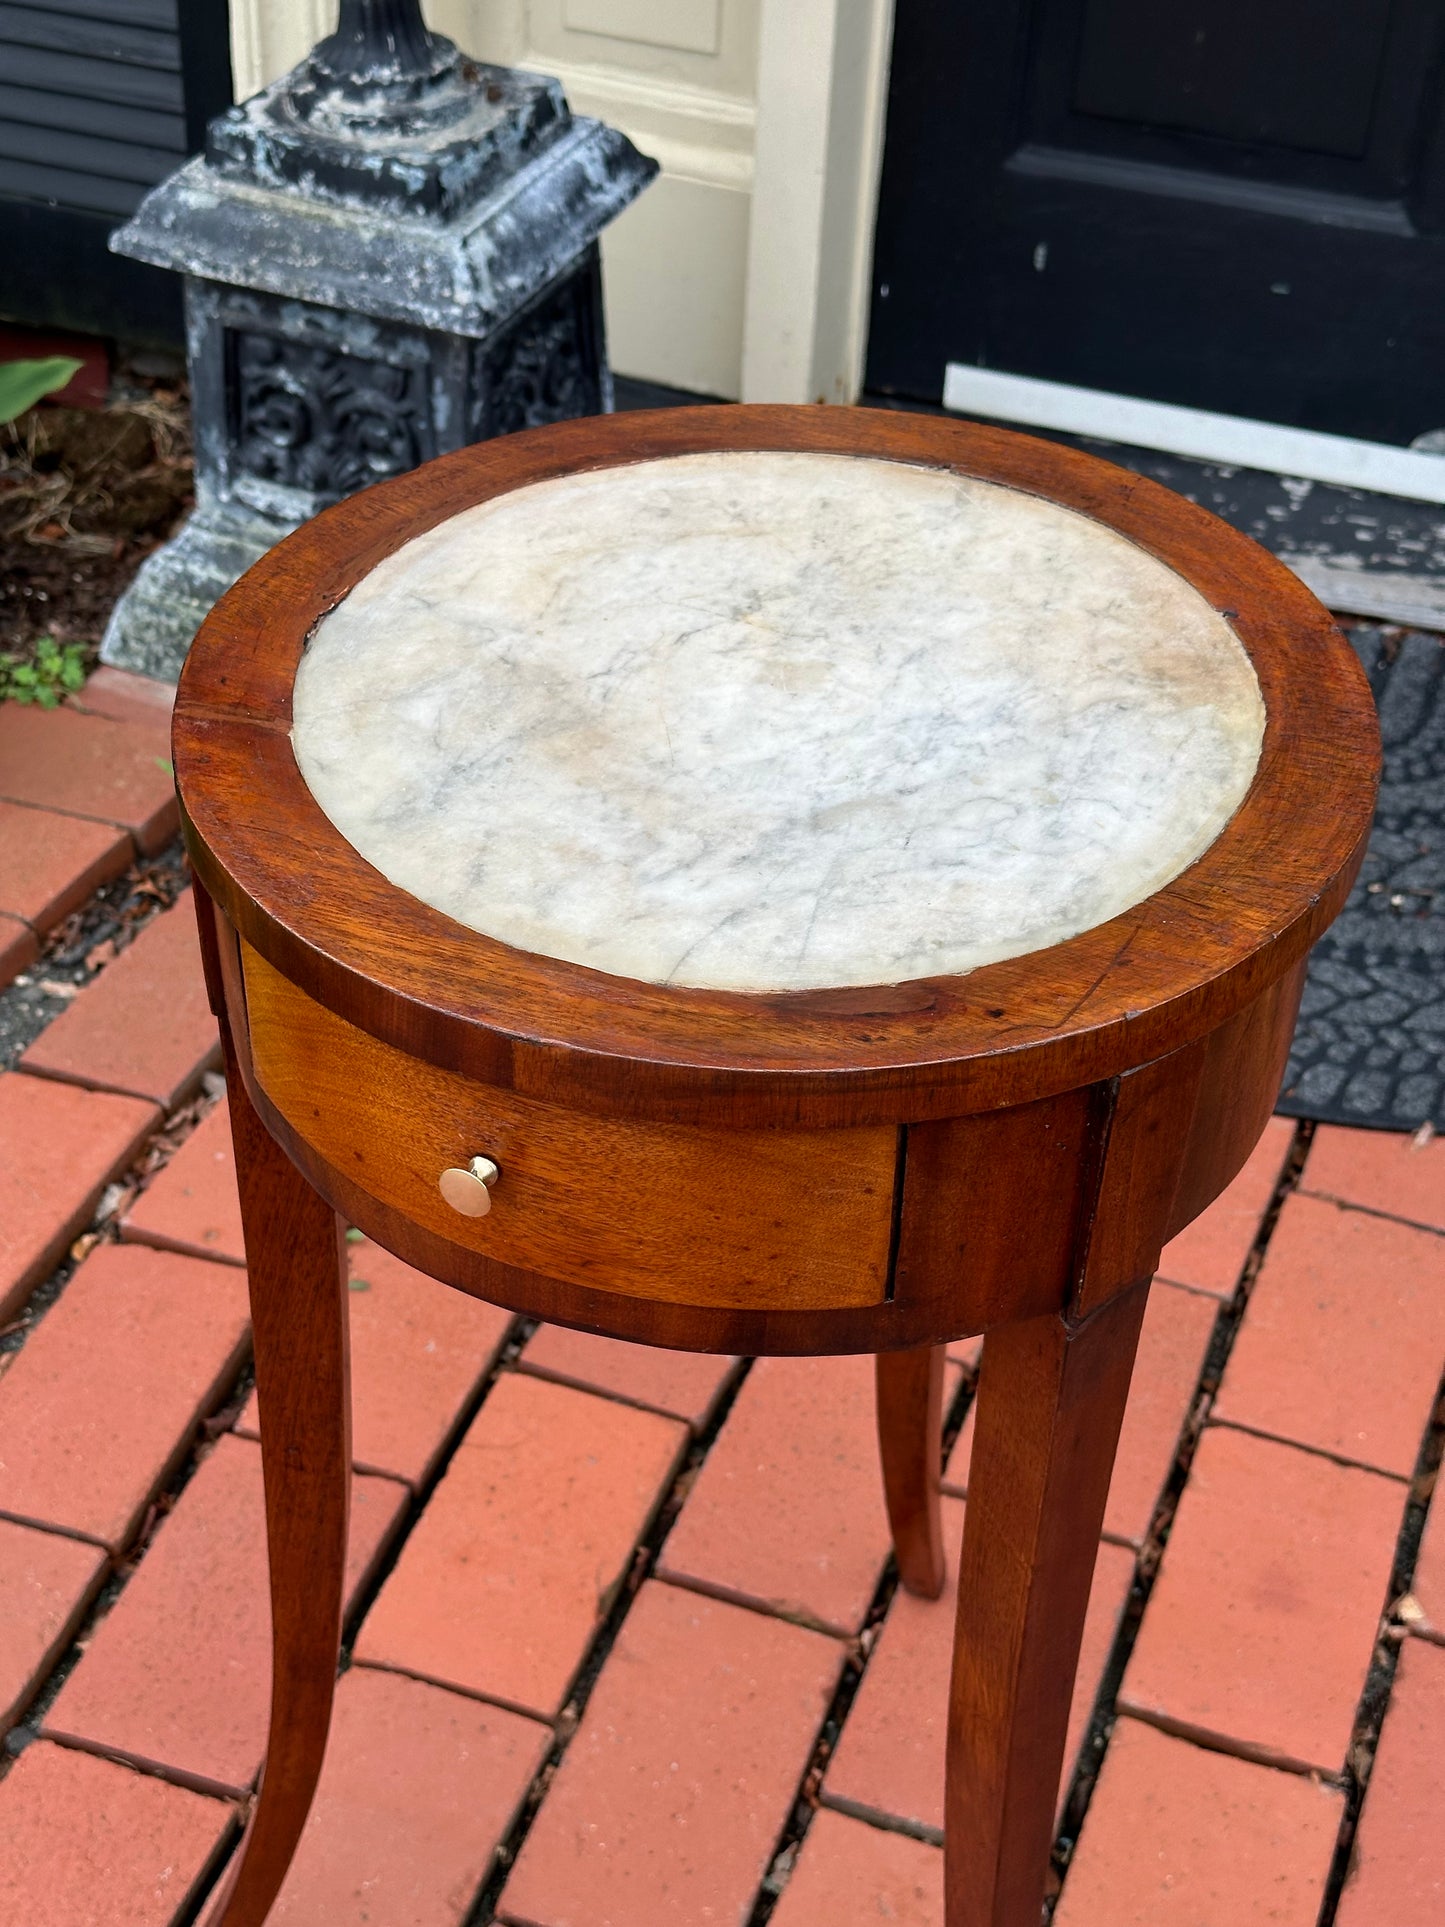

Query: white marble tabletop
left=291, top=450, right=1264, bottom=993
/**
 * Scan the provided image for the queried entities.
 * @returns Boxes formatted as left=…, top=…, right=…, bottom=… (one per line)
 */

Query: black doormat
left=1278, top=624, right=1445, bottom=1133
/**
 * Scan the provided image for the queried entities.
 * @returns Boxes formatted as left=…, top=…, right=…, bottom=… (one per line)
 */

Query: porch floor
left=0, top=671, right=1441, bottom=1926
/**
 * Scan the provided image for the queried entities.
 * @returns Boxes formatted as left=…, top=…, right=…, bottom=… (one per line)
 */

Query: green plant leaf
left=0, top=636, right=94, bottom=709
left=0, top=357, right=84, bottom=421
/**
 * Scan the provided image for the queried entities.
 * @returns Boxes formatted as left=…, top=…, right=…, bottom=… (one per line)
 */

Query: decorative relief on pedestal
left=229, top=330, right=434, bottom=498
left=477, top=270, right=603, bottom=440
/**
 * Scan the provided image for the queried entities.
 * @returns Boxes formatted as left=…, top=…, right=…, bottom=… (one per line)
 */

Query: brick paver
left=1335, top=1637, right=1445, bottom=1925
left=0, top=1740, right=230, bottom=1927
left=0, top=911, right=37, bottom=992
left=944, top=1280, right=1216, bottom=1548
left=357, top=1372, right=686, bottom=1719
left=0, top=1516, right=107, bottom=1727
left=1102, top=1282, right=1217, bottom=1544
left=44, top=1434, right=406, bottom=1796
left=0, top=799, right=130, bottom=934
left=825, top=1498, right=1135, bottom=1834
left=237, top=1237, right=513, bottom=1489
left=120, top=1100, right=242, bottom=1264
left=1119, top=1424, right=1403, bottom=1774
left=1054, top=1717, right=1343, bottom=1926
left=770, top=1809, right=942, bottom=1927
left=20, top=891, right=219, bottom=1108
left=71, top=666, right=175, bottom=731
left=1213, top=1192, right=1445, bottom=1475
left=0, top=1242, right=250, bottom=1550
left=1155, top=1115, right=1295, bottom=1298
left=520, top=1323, right=738, bottom=1429
left=0, top=1073, right=158, bottom=1321
left=1301, top=1121, right=1445, bottom=1233
left=657, top=1353, right=894, bottom=1635
left=498, top=1579, right=844, bottom=1927
left=0, top=702, right=177, bottom=854
left=8, top=807, right=1445, bottom=1924
left=266, top=1666, right=550, bottom=1923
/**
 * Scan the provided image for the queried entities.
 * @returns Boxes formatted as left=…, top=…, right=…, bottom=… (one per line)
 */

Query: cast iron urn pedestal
left=101, top=0, right=656, bottom=681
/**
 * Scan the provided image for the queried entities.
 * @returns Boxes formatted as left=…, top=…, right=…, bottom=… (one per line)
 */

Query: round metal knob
left=438, top=1156, right=500, bottom=1217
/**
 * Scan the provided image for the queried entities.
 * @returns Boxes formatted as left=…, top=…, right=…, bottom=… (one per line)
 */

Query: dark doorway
left=0, top=0, right=233, bottom=344
left=867, top=0, right=1445, bottom=444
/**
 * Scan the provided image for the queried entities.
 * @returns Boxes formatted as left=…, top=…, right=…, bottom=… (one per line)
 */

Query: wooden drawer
left=239, top=942, right=898, bottom=1313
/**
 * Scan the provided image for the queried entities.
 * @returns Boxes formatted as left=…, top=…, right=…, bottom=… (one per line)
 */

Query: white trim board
left=1281, top=559, right=1445, bottom=628
left=942, top=364, right=1445, bottom=508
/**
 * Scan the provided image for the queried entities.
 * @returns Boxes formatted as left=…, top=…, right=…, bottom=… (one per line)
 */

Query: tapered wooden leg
left=945, top=1281, right=1149, bottom=1927
left=203, top=1026, right=351, bottom=1927
left=876, top=1345, right=948, bottom=1599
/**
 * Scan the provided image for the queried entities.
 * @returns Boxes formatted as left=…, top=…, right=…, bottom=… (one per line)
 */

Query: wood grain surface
left=241, top=939, right=897, bottom=1315
left=877, top=1345, right=949, bottom=1599
left=178, top=409, right=1378, bottom=1927
left=195, top=894, right=352, bottom=1927
left=174, top=405, right=1379, bottom=1133
left=947, top=1282, right=1151, bottom=1926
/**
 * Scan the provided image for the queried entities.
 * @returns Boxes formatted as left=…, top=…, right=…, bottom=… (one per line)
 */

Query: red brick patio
left=1, top=672, right=1442, bottom=1926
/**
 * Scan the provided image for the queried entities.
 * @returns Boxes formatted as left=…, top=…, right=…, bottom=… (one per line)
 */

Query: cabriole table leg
left=944, top=1281, right=1149, bottom=1926
left=876, top=1345, right=948, bottom=1599
left=202, top=1025, right=353, bottom=1927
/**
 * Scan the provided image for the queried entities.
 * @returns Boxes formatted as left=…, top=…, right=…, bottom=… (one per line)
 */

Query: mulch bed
left=0, top=376, right=194, bottom=670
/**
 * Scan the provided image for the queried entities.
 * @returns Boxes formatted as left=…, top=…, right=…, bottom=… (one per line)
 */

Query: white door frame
left=228, top=0, right=897, bottom=404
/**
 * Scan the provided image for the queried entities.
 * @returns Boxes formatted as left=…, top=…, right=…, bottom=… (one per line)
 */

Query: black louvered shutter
left=0, top=0, right=232, bottom=342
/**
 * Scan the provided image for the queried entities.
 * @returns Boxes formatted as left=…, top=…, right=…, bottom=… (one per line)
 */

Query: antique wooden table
left=174, top=406, right=1378, bottom=1927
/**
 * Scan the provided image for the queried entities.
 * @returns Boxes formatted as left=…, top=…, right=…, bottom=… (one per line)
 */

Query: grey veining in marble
left=292, top=450, right=1265, bottom=992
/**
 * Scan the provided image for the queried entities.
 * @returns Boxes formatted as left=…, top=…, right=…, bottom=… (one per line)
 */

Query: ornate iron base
left=101, top=0, right=653, bottom=682
left=101, top=495, right=299, bottom=682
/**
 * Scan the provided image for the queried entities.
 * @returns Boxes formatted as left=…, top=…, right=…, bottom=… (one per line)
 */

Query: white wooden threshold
left=942, top=364, right=1445, bottom=625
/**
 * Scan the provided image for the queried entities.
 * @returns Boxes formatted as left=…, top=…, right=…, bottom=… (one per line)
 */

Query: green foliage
left=0, top=636, right=88, bottom=708
left=0, top=356, right=84, bottom=422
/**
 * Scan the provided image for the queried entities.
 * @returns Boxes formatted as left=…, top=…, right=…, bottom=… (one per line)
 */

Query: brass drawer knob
left=439, top=1156, right=500, bottom=1217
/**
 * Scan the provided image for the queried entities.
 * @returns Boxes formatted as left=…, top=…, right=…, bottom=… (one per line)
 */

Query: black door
left=0, top=0, right=233, bottom=343
left=867, top=0, right=1445, bottom=444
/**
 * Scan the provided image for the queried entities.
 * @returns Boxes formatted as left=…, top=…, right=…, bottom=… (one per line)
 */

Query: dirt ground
left=0, top=377, right=194, bottom=668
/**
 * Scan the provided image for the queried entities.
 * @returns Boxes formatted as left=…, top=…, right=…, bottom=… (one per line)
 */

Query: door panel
left=1069, top=0, right=1394, bottom=158
left=868, top=0, right=1445, bottom=442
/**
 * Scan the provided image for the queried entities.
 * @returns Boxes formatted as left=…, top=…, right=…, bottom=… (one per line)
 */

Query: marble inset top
left=291, top=450, right=1265, bottom=993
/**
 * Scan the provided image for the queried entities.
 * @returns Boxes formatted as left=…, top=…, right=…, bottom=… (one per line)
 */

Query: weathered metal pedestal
left=102, top=0, right=654, bottom=680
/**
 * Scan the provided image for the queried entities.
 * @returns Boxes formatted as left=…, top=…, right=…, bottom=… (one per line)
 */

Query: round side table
left=173, top=406, right=1378, bottom=1927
